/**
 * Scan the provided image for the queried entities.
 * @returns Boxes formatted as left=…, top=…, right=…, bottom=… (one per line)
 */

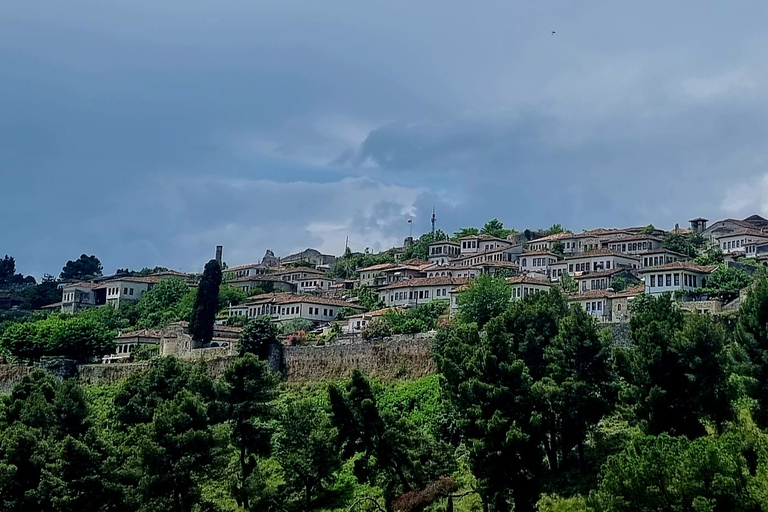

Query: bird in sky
left=551, top=31, right=556, bottom=35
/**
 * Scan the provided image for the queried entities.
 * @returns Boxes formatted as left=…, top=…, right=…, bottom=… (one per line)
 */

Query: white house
left=459, top=235, right=513, bottom=256
left=455, top=246, right=521, bottom=267
left=639, top=262, right=718, bottom=297
left=230, top=293, right=364, bottom=323
left=378, top=277, right=467, bottom=308
left=551, top=249, right=639, bottom=280
left=272, top=268, right=328, bottom=284
left=375, top=262, right=430, bottom=286
left=228, top=275, right=296, bottom=294
left=715, top=229, right=768, bottom=257
left=517, top=251, right=559, bottom=276
left=508, top=276, right=554, bottom=300
left=296, top=276, right=335, bottom=295
left=357, top=263, right=397, bottom=287
left=427, top=240, right=461, bottom=264
left=605, top=234, right=663, bottom=255
left=568, top=284, right=645, bottom=323
left=640, top=249, right=690, bottom=268
left=573, top=268, right=640, bottom=294
left=103, top=276, right=160, bottom=309
left=343, top=307, right=396, bottom=334
left=60, top=282, right=102, bottom=313
left=424, top=263, right=483, bottom=279
left=224, top=263, right=270, bottom=280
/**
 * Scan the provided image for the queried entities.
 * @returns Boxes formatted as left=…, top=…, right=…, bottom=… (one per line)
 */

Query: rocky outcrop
left=261, top=250, right=280, bottom=267
left=280, top=248, right=336, bottom=266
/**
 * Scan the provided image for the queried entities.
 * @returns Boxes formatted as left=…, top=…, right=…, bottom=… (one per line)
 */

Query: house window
left=691, top=275, right=697, bottom=287
left=129, top=288, right=134, bottom=296
left=124, top=287, right=128, bottom=294
left=674, top=274, right=680, bottom=286
left=651, top=275, right=656, bottom=287
left=323, top=309, right=328, bottom=316
left=597, top=302, right=602, bottom=311
left=666, top=274, right=672, bottom=286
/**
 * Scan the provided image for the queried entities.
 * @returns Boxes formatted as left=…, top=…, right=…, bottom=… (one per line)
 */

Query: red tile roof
left=638, top=262, right=718, bottom=274
left=378, top=277, right=468, bottom=290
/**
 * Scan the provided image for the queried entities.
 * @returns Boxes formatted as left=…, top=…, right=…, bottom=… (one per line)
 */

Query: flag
left=407, top=219, right=412, bottom=224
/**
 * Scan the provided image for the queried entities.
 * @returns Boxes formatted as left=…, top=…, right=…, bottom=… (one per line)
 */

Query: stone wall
left=0, top=333, right=437, bottom=391
left=0, top=365, right=33, bottom=394
left=283, top=334, right=435, bottom=382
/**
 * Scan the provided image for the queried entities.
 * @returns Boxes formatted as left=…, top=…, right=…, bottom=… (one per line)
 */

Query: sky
left=3, top=1, right=768, bottom=278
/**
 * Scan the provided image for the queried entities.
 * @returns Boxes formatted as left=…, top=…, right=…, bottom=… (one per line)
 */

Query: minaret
left=431, top=208, right=436, bottom=236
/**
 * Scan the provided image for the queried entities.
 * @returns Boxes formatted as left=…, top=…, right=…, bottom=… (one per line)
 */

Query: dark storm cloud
left=3, top=0, right=768, bottom=276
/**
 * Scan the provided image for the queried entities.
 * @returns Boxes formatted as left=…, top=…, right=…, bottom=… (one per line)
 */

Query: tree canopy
left=60, top=254, right=103, bottom=281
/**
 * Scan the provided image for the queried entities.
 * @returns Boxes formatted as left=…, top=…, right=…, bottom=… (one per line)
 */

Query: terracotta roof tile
left=638, top=262, right=718, bottom=274
left=378, top=277, right=468, bottom=290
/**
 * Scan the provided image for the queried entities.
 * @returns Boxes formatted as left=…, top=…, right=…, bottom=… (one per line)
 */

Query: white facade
left=459, top=235, right=512, bottom=256
left=428, top=241, right=461, bottom=264
left=606, top=236, right=662, bottom=255
left=639, top=263, right=717, bottom=297
left=640, top=250, right=688, bottom=268
left=518, top=252, right=558, bottom=276
left=296, top=276, right=334, bottom=295
left=105, top=279, right=152, bottom=308
left=559, top=250, right=639, bottom=276
left=716, top=231, right=768, bottom=256
left=232, top=293, right=363, bottom=323
left=378, top=277, right=464, bottom=308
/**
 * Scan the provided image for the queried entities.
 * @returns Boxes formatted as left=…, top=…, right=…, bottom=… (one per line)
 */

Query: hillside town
left=4, top=213, right=764, bottom=364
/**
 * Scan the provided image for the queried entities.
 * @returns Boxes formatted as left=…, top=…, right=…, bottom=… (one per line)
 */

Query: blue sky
left=3, top=1, right=768, bottom=277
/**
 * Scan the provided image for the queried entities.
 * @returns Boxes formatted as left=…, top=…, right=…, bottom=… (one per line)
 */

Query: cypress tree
left=189, top=259, right=222, bottom=343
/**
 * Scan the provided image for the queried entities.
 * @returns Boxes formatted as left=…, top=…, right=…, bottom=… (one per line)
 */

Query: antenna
left=431, top=207, right=436, bottom=236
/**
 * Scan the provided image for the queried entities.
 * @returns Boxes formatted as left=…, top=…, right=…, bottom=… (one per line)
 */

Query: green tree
left=616, top=294, right=705, bottom=437
left=694, top=248, right=725, bottom=266
left=661, top=233, right=697, bottom=258
left=697, top=265, right=752, bottom=301
left=401, top=230, right=449, bottom=261
left=329, top=370, right=454, bottom=508
left=60, top=254, right=103, bottom=280
left=557, top=273, right=578, bottom=294
left=456, top=274, right=510, bottom=328
left=544, top=224, right=566, bottom=236
left=220, top=354, right=278, bottom=510
left=357, top=286, right=385, bottom=311
left=484, top=289, right=569, bottom=381
left=434, top=323, right=543, bottom=511
left=480, top=219, right=513, bottom=239
left=239, top=316, right=279, bottom=358
left=218, top=284, right=248, bottom=311
left=20, top=274, right=60, bottom=309
left=135, top=278, right=190, bottom=329
left=551, top=241, right=566, bottom=256
left=453, top=227, right=480, bottom=240
left=592, top=426, right=765, bottom=511
left=641, top=224, right=655, bottom=235
left=734, top=277, right=768, bottom=427
left=536, top=307, right=615, bottom=483
left=275, top=399, right=340, bottom=511
left=137, top=390, right=217, bottom=512
left=189, top=259, right=222, bottom=343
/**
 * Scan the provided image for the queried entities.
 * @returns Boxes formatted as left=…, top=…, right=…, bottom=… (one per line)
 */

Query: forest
left=4, top=275, right=768, bottom=511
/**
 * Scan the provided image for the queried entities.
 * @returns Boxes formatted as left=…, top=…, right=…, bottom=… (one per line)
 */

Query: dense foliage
left=189, top=260, right=223, bottom=343
left=60, top=254, right=103, bottom=281
left=7, top=267, right=768, bottom=510
left=362, top=300, right=447, bottom=340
